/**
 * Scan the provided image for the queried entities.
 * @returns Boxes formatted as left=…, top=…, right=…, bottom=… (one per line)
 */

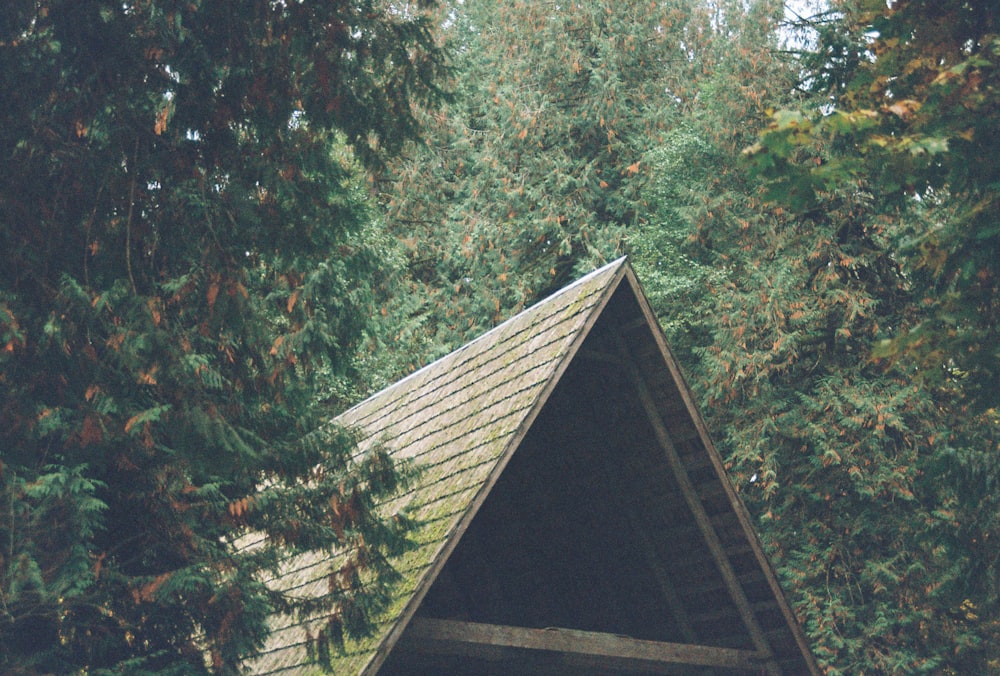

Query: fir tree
left=634, top=0, right=1000, bottom=670
left=0, top=1, right=446, bottom=672
left=380, top=0, right=704, bottom=364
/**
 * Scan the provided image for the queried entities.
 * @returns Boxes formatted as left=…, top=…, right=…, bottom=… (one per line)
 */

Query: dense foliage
left=380, top=0, right=999, bottom=673
left=0, top=1, right=445, bottom=673
left=4, top=0, right=997, bottom=674
left=748, top=0, right=999, bottom=415
left=739, top=1, right=1000, bottom=670
left=380, top=0, right=718, bottom=360
left=684, top=180, right=994, bottom=672
left=625, top=4, right=989, bottom=671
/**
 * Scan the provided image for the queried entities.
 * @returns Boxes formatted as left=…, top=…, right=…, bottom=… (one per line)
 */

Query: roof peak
left=338, top=257, right=629, bottom=421
left=250, top=257, right=820, bottom=676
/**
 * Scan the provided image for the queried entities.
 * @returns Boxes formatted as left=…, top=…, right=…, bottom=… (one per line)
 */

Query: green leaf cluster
left=748, top=0, right=1000, bottom=415
left=631, top=2, right=999, bottom=670
left=0, top=1, right=446, bottom=672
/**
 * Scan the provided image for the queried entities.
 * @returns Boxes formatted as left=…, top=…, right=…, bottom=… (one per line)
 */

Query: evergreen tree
left=631, top=0, right=792, bottom=357
left=634, top=0, right=1000, bottom=671
left=741, top=0, right=1000, bottom=669
left=380, top=0, right=708, bottom=364
left=0, top=1, right=446, bottom=672
left=747, top=0, right=999, bottom=413
left=689, top=185, right=992, bottom=672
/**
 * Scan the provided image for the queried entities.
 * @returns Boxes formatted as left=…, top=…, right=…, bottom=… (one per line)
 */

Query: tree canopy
left=746, top=0, right=999, bottom=414
left=737, top=0, right=1000, bottom=670
left=3, top=0, right=998, bottom=674
left=0, top=1, right=445, bottom=672
left=381, top=0, right=999, bottom=672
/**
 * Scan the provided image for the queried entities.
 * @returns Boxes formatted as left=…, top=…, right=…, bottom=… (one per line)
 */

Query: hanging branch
left=125, top=138, right=139, bottom=294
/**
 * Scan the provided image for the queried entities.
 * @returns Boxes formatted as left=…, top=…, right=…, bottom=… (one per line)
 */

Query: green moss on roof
left=248, top=259, right=628, bottom=675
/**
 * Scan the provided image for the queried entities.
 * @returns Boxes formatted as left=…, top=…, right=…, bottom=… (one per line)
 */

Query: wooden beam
left=619, top=266, right=822, bottom=676
left=402, top=617, right=767, bottom=672
left=624, top=506, right=701, bottom=644
left=610, top=331, right=783, bottom=675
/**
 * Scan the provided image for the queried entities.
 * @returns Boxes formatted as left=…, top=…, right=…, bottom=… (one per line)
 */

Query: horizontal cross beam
left=402, top=617, right=766, bottom=672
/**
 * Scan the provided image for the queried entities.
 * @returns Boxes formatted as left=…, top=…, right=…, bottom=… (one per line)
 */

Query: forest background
left=1, top=0, right=997, bottom=674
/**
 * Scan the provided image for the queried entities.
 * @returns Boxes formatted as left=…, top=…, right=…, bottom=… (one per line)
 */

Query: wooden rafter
left=251, top=258, right=821, bottom=675
left=611, top=330, right=784, bottom=676
left=402, top=618, right=767, bottom=673
left=588, top=404, right=701, bottom=645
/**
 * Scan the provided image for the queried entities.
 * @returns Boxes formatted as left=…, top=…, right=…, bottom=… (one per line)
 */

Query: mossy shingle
left=248, top=259, right=628, bottom=675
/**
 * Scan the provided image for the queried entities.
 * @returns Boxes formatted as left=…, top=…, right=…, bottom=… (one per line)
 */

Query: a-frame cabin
left=249, top=258, right=820, bottom=675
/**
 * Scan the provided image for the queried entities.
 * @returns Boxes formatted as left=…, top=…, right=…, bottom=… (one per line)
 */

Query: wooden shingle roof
left=249, top=258, right=820, bottom=675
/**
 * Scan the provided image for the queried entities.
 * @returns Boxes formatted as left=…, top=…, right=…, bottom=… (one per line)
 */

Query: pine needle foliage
left=380, top=0, right=716, bottom=363
left=634, top=1, right=999, bottom=670
left=0, top=1, right=446, bottom=672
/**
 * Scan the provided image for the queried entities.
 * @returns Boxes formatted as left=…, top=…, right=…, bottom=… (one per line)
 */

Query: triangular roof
left=250, top=258, right=820, bottom=675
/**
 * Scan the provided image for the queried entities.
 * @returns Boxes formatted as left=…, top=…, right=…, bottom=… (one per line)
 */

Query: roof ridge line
left=336, top=256, right=629, bottom=421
